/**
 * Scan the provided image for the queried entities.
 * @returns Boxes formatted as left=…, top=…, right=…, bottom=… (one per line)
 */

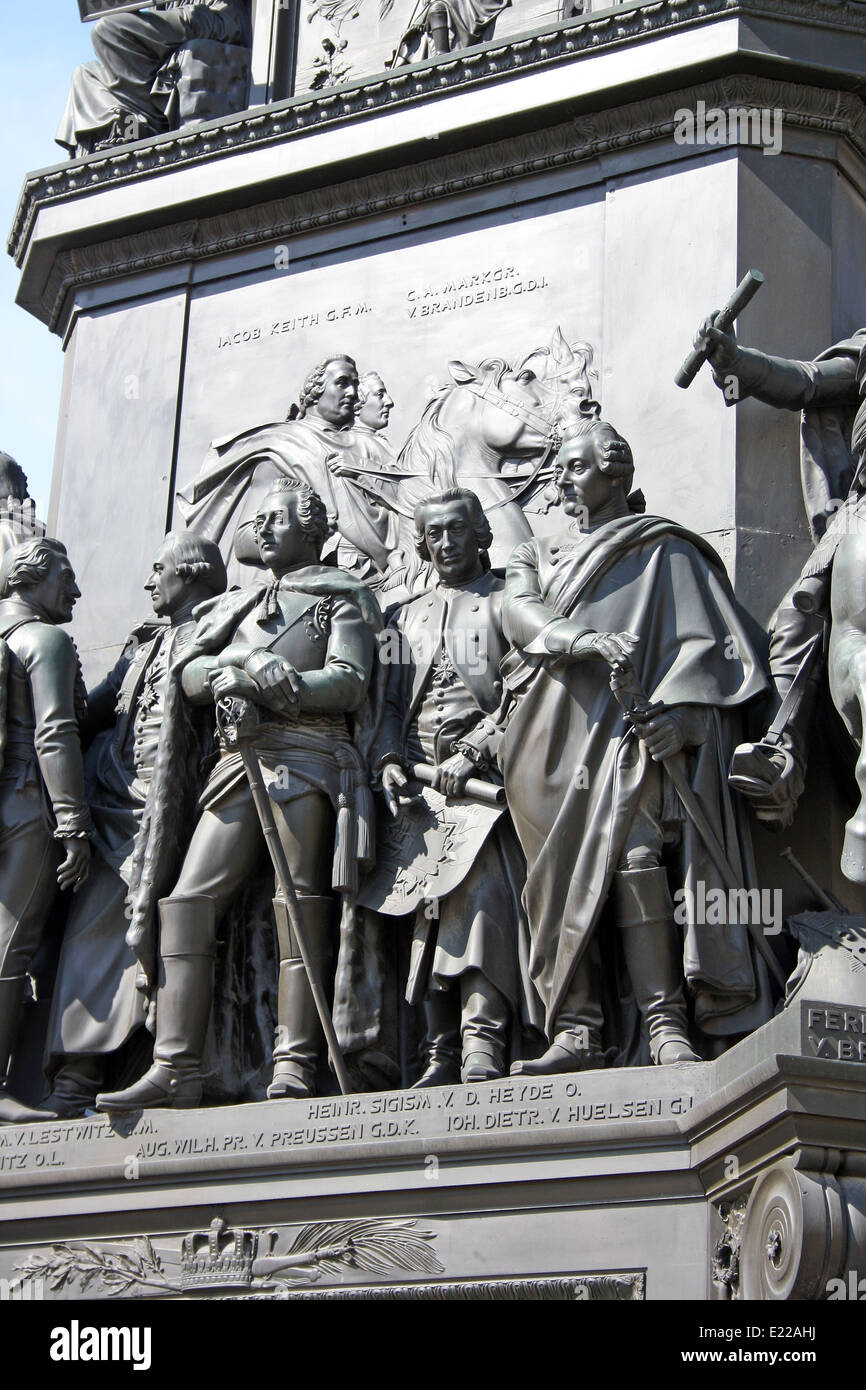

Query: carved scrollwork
left=739, top=1163, right=847, bottom=1300
left=712, top=1198, right=747, bottom=1299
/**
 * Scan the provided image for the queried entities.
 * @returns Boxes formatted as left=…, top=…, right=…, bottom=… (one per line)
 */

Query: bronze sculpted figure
left=0, top=454, right=46, bottom=563
left=369, top=489, right=540, bottom=1085
left=43, top=534, right=227, bottom=1119
left=96, top=479, right=378, bottom=1111
left=500, top=416, right=773, bottom=1074
left=390, top=0, right=510, bottom=65
left=355, top=373, right=395, bottom=440
left=179, top=355, right=403, bottom=586
left=0, top=539, right=91, bottom=1124
left=58, top=1, right=252, bottom=157
left=696, top=314, right=866, bottom=877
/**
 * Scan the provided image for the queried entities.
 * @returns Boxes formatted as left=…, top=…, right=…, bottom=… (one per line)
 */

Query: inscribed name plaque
left=0, top=1068, right=708, bottom=1190
left=801, top=1002, right=866, bottom=1063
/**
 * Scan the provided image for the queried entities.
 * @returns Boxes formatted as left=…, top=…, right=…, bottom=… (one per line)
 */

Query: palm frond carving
left=287, top=1218, right=444, bottom=1278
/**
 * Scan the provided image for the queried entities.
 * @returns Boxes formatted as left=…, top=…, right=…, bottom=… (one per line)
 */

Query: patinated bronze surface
left=94, top=479, right=377, bottom=1110
left=11, top=0, right=866, bottom=1325
left=500, top=417, right=773, bottom=1071
left=367, top=488, right=542, bottom=1085
left=1, top=337, right=860, bottom=1123
left=59, top=0, right=252, bottom=156
left=42, top=534, right=227, bottom=1117
left=697, top=314, right=866, bottom=883
left=0, top=540, right=91, bottom=1124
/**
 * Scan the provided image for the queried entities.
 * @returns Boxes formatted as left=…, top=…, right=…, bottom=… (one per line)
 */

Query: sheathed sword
left=611, top=662, right=787, bottom=988
left=216, top=695, right=352, bottom=1096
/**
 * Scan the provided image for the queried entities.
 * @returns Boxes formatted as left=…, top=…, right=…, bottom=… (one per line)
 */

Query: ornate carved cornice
left=30, top=75, right=866, bottom=334
left=9, top=0, right=866, bottom=267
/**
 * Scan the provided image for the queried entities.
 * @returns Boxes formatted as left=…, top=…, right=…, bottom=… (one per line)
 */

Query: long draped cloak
left=176, top=420, right=403, bottom=586
left=500, top=515, right=773, bottom=1040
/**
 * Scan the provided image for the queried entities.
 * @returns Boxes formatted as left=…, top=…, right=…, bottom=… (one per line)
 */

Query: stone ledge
left=15, top=73, right=866, bottom=334
left=10, top=0, right=866, bottom=270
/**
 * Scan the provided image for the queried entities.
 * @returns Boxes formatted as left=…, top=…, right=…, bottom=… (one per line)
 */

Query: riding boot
left=42, top=1056, right=104, bottom=1119
left=460, top=970, right=509, bottom=1084
left=268, top=896, right=333, bottom=1101
left=413, top=988, right=460, bottom=1088
left=614, top=867, right=700, bottom=1065
left=0, top=976, right=54, bottom=1124
left=428, top=1, right=451, bottom=54
left=96, top=896, right=216, bottom=1112
left=511, top=944, right=607, bottom=1076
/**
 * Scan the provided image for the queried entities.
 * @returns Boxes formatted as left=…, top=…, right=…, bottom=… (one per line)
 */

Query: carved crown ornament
left=12, top=1214, right=646, bottom=1299
left=8, top=0, right=866, bottom=269
left=22, top=74, right=866, bottom=335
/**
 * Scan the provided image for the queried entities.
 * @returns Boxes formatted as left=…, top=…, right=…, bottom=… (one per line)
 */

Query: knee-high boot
left=460, top=970, right=509, bottom=1084
left=428, top=2, right=451, bottom=53
left=413, top=988, right=461, bottom=1088
left=43, top=1056, right=105, bottom=1120
left=268, top=895, right=333, bottom=1101
left=510, top=943, right=606, bottom=1076
left=0, top=976, right=53, bottom=1124
left=96, top=895, right=216, bottom=1112
left=614, top=867, right=700, bottom=1065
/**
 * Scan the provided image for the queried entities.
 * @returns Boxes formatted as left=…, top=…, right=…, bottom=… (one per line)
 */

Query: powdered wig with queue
left=0, top=537, right=70, bottom=598
left=161, top=533, right=227, bottom=597
left=554, top=414, right=635, bottom=491
left=259, top=477, right=334, bottom=552
left=414, top=488, right=493, bottom=568
left=295, top=355, right=358, bottom=419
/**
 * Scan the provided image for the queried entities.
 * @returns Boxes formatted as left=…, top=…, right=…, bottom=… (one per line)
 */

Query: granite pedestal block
left=1, top=1004, right=864, bottom=1301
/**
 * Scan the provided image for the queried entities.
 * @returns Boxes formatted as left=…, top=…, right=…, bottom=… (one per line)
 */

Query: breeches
left=0, top=785, right=58, bottom=979
left=617, top=760, right=665, bottom=872
left=171, top=780, right=335, bottom=913
left=92, top=6, right=237, bottom=99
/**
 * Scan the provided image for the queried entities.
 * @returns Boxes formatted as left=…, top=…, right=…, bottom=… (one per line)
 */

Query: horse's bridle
left=459, top=377, right=573, bottom=511
left=461, top=377, right=557, bottom=439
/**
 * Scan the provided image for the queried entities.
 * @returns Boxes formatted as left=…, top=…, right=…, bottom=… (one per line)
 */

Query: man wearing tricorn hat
left=500, top=412, right=773, bottom=1073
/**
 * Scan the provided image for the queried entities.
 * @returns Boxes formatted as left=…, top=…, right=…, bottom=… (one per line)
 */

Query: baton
left=217, top=696, right=352, bottom=1096
left=410, top=762, right=506, bottom=807
left=675, top=269, right=765, bottom=389
left=611, top=665, right=787, bottom=988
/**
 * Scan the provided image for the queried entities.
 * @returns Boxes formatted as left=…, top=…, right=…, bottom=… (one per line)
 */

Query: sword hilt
left=216, top=696, right=260, bottom=748
left=609, top=659, right=661, bottom=724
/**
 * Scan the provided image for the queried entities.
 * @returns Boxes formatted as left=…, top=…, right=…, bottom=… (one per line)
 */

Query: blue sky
left=1, top=4, right=95, bottom=516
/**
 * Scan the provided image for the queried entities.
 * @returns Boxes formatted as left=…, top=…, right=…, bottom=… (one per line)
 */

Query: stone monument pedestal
left=1, top=1000, right=864, bottom=1302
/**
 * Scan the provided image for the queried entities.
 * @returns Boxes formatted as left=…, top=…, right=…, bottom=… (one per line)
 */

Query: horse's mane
left=396, top=390, right=457, bottom=488
left=395, top=358, right=513, bottom=487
